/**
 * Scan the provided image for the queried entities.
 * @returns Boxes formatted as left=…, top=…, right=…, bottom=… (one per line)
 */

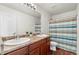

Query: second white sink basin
left=36, top=34, right=48, bottom=37
left=4, top=38, right=30, bottom=45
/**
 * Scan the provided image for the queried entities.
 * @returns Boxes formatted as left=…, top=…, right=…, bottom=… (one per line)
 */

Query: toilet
left=50, top=41, right=58, bottom=54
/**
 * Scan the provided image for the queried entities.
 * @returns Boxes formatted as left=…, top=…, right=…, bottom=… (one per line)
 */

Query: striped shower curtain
left=49, top=18, right=77, bottom=53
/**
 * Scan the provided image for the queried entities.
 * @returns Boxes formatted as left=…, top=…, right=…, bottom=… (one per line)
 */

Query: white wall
left=41, top=12, right=51, bottom=34
left=0, top=5, right=38, bottom=36
left=0, top=5, right=16, bottom=36
left=52, top=10, right=76, bottom=20
left=77, top=4, right=79, bottom=55
left=35, top=17, right=41, bottom=25
left=36, top=5, right=51, bottom=34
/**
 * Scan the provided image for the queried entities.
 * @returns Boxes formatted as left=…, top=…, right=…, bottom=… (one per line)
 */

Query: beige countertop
left=0, top=35, right=49, bottom=55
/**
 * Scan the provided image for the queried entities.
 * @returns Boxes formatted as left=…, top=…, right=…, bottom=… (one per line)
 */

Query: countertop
left=0, top=35, right=49, bottom=55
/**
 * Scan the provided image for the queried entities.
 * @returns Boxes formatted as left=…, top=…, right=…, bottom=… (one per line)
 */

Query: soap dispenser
left=26, top=32, right=29, bottom=36
left=30, top=32, right=32, bottom=37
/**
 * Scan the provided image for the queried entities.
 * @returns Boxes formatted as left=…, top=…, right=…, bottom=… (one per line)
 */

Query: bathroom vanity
left=2, top=36, right=50, bottom=55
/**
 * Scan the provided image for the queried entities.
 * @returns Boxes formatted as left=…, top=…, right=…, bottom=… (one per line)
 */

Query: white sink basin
left=4, top=38, right=30, bottom=45
left=36, top=34, right=48, bottom=37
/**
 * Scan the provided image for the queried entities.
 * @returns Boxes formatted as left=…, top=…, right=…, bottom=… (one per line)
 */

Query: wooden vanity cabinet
left=29, top=37, right=50, bottom=55
left=5, top=46, right=28, bottom=55
left=41, top=37, right=50, bottom=55
left=40, top=38, right=47, bottom=55
left=46, top=38, right=50, bottom=55
left=29, top=47, right=40, bottom=55
left=5, top=37, right=50, bottom=55
left=29, top=40, right=41, bottom=55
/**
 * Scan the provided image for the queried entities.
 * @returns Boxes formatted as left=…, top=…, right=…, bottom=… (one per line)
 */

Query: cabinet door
left=40, top=38, right=50, bottom=55
left=29, top=40, right=41, bottom=55
left=29, top=47, right=40, bottom=55
left=29, top=41, right=41, bottom=52
left=41, top=44, right=47, bottom=55
left=47, top=41, right=50, bottom=55
left=40, top=42, right=47, bottom=55
left=6, top=46, right=28, bottom=55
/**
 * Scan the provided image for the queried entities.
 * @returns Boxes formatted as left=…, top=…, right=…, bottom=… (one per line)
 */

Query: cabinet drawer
left=29, top=41, right=41, bottom=51
left=6, top=46, right=28, bottom=55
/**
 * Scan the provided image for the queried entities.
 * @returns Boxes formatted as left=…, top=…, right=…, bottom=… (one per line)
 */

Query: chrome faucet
left=13, top=32, right=19, bottom=40
left=16, top=35, right=19, bottom=40
left=13, top=32, right=16, bottom=38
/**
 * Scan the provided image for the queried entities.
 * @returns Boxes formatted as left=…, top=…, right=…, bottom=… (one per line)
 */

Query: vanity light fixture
left=23, top=3, right=36, bottom=10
